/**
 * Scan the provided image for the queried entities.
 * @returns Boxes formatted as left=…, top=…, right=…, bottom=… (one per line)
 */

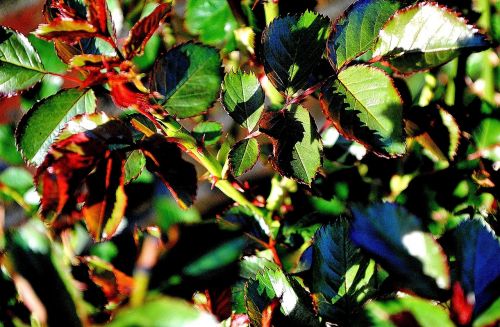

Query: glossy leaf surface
left=321, top=65, right=405, bottom=157
left=228, top=137, right=259, bottom=177
left=16, top=88, right=96, bottom=166
left=373, top=3, right=489, bottom=73
left=221, top=71, right=264, bottom=132
left=151, top=43, right=222, bottom=118
left=262, top=11, right=330, bottom=95
left=260, top=105, right=322, bottom=185
left=0, top=26, right=46, bottom=97
left=35, top=18, right=98, bottom=43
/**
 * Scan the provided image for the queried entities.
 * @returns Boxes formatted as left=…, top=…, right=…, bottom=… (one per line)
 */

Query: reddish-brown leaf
left=35, top=18, right=98, bottom=44
left=122, top=3, right=172, bottom=58
left=87, top=0, right=108, bottom=34
left=141, top=135, right=197, bottom=209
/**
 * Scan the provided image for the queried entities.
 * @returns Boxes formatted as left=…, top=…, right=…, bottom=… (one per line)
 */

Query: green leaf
left=473, top=297, right=500, bottom=327
left=0, top=125, right=23, bottom=165
left=473, top=118, right=500, bottom=161
left=262, top=11, right=330, bottom=95
left=373, top=2, right=489, bottom=73
left=366, top=296, right=455, bottom=327
left=260, top=105, right=322, bottom=185
left=192, top=121, right=222, bottom=145
left=311, top=220, right=377, bottom=324
left=351, top=203, right=450, bottom=298
left=327, top=0, right=413, bottom=70
left=185, top=0, right=238, bottom=50
left=151, top=43, right=222, bottom=118
left=0, top=26, right=46, bottom=97
left=0, top=167, right=33, bottom=195
left=124, top=150, right=146, bottom=184
left=320, top=64, right=405, bottom=157
left=228, top=137, right=259, bottom=177
left=108, top=297, right=218, bottom=327
left=154, top=197, right=201, bottom=232
left=221, top=71, right=264, bottom=132
left=15, top=88, right=97, bottom=166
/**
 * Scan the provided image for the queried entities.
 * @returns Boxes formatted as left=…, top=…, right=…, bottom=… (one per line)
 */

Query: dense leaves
left=262, top=11, right=330, bottom=95
left=151, top=43, right=222, bottom=118
left=0, top=26, right=46, bottom=97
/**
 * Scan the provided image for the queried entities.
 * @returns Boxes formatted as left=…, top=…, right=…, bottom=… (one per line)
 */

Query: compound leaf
left=373, top=2, right=489, bottom=73
left=16, top=88, right=96, bottom=166
left=221, top=71, right=264, bottom=132
left=0, top=26, right=46, bottom=97
left=228, top=137, right=259, bottom=177
left=262, top=11, right=330, bottom=95
left=151, top=43, right=222, bottom=118
left=320, top=64, right=405, bottom=157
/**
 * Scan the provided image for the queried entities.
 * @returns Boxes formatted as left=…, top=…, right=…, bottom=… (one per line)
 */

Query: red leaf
left=451, top=282, right=474, bottom=326
left=35, top=18, right=98, bottom=44
left=87, top=0, right=108, bottom=34
left=122, top=3, right=172, bottom=58
left=141, top=135, right=198, bottom=209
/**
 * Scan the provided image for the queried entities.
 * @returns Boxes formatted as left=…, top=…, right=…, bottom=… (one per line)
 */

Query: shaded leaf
left=151, top=42, right=222, bottom=118
left=185, top=0, right=238, bottom=49
left=221, top=71, right=264, bottom=132
left=373, top=2, right=489, bottom=73
left=228, top=137, right=259, bottom=177
left=350, top=203, right=450, bottom=298
left=193, top=121, right=222, bottom=145
left=15, top=88, right=97, bottom=166
left=366, top=296, right=455, bottom=327
left=453, top=219, right=500, bottom=316
left=108, top=296, right=218, bottom=327
left=327, top=0, right=413, bottom=70
left=35, top=18, right=98, bottom=44
left=262, top=11, right=330, bottom=95
left=260, top=105, right=322, bottom=185
left=473, top=297, right=500, bottom=327
left=320, top=65, right=405, bottom=157
left=0, top=26, right=46, bottom=97
left=123, top=3, right=171, bottom=58
left=220, top=206, right=269, bottom=242
left=141, top=135, right=197, bottom=209
left=311, top=220, right=377, bottom=324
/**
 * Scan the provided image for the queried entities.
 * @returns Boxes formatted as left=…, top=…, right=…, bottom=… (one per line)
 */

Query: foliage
left=0, top=0, right=498, bottom=326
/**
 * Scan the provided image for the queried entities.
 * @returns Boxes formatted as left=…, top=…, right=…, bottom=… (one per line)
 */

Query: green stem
left=264, top=1, right=279, bottom=25
left=477, top=0, right=495, bottom=105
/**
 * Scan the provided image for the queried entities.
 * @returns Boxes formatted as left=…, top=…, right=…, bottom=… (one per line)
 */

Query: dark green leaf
left=260, top=105, right=322, bottom=185
left=150, top=43, right=222, bottom=118
left=185, top=0, right=238, bottom=50
left=15, top=88, right=97, bottom=166
left=327, top=0, right=413, bottom=70
left=220, top=206, right=269, bottom=241
left=351, top=203, right=450, bottom=298
left=0, top=26, right=46, bottom=97
left=311, top=220, right=377, bottom=324
left=453, top=219, right=500, bottom=316
left=221, top=71, right=265, bottom=132
left=262, top=11, right=330, bottom=95
left=366, top=296, right=455, bottom=327
left=228, top=137, right=259, bottom=177
left=0, top=125, right=23, bottom=165
left=108, top=297, right=218, bottom=327
left=193, top=121, right=222, bottom=145
left=141, top=135, right=197, bottom=209
left=124, top=150, right=146, bottom=183
left=373, top=3, right=489, bottom=73
left=320, top=64, right=405, bottom=157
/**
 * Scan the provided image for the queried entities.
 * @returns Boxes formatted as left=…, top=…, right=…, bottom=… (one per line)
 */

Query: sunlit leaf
left=473, top=118, right=500, bottom=161
left=221, top=71, right=264, bottom=132
left=327, top=0, right=413, bottom=70
left=15, top=88, right=96, bottom=166
left=185, top=0, right=238, bottom=50
left=108, top=296, right=218, bottom=327
left=228, top=137, right=259, bottom=177
left=141, top=135, right=197, bottom=209
left=260, top=105, right=322, bottom=185
left=35, top=18, right=98, bottom=43
left=0, top=26, right=46, bottom=97
left=366, top=296, right=455, bottom=327
left=351, top=203, right=450, bottom=298
left=124, top=150, right=146, bottom=184
left=192, top=121, right=222, bottom=145
left=123, top=3, right=171, bottom=58
left=262, top=11, right=330, bottom=95
left=151, top=42, right=222, bottom=118
left=311, top=220, right=377, bottom=324
left=373, top=2, right=489, bottom=73
left=320, top=64, right=405, bottom=157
